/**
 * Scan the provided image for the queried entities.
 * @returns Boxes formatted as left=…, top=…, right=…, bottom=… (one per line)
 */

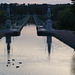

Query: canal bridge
left=33, top=15, right=46, bottom=30
left=33, top=15, right=75, bottom=49
left=0, top=15, right=30, bottom=37
left=33, top=14, right=75, bottom=49
left=0, top=6, right=75, bottom=49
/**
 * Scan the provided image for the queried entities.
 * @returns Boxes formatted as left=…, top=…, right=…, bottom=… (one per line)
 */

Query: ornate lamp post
left=46, top=6, right=52, bottom=31
left=5, top=5, right=11, bottom=29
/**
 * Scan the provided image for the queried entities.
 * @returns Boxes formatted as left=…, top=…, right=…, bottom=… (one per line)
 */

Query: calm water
left=0, top=24, right=74, bottom=75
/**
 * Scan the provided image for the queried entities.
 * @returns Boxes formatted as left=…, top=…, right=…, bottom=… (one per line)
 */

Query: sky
left=0, top=0, right=71, bottom=4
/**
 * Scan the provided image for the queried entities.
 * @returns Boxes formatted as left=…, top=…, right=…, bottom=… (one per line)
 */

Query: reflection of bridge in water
left=46, top=36, right=52, bottom=56
left=5, top=35, right=22, bottom=68
left=6, top=35, right=11, bottom=62
left=6, top=35, right=11, bottom=66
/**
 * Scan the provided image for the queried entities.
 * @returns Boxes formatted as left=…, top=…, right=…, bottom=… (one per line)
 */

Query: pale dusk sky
left=0, top=0, right=71, bottom=4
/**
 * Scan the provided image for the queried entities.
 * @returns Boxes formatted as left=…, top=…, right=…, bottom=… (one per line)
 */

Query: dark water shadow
left=5, top=34, right=20, bottom=67
left=46, top=36, right=52, bottom=56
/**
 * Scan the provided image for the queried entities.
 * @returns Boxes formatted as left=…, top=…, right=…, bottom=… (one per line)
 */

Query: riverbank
left=37, top=30, right=75, bottom=49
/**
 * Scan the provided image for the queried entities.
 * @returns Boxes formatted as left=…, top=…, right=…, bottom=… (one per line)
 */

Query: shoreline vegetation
left=0, top=3, right=75, bottom=31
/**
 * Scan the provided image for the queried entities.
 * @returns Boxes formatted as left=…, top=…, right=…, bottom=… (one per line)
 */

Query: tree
left=57, top=8, right=75, bottom=31
left=71, top=0, right=75, bottom=3
left=71, top=0, right=75, bottom=13
left=0, top=10, right=6, bottom=23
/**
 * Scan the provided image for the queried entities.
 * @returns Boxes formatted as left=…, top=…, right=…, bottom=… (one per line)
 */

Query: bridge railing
left=33, top=15, right=46, bottom=29
left=12, top=15, right=30, bottom=31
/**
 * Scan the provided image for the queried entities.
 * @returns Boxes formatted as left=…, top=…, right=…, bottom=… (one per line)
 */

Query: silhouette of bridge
left=0, top=6, right=75, bottom=49
left=33, top=15, right=75, bottom=49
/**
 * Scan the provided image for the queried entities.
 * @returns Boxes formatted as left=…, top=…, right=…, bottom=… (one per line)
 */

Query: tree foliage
left=0, top=10, right=6, bottom=23
left=57, top=8, right=75, bottom=30
left=0, top=3, right=74, bottom=31
left=71, top=0, right=75, bottom=13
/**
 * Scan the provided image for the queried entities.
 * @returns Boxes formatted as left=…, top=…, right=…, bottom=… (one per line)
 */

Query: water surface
left=0, top=24, right=74, bottom=75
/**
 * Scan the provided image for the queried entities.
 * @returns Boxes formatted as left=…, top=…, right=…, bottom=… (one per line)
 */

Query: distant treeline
left=0, top=3, right=71, bottom=19
left=0, top=3, right=75, bottom=31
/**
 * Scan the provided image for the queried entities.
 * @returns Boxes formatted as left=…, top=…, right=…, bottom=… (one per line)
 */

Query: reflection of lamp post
left=47, top=36, right=52, bottom=55
left=5, top=5, right=11, bottom=29
left=6, top=35, right=11, bottom=66
left=46, top=6, right=52, bottom=31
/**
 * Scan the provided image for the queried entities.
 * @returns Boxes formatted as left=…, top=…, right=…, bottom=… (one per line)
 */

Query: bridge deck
left=37, top=30, right=75, bottom=49
left=33, top=15, right=46, bottom=29
left=0, top=15, right=30, bottom=37
left=13, top=15, right=30, bottom=31
left=33, top=16, right=75, bottom=49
